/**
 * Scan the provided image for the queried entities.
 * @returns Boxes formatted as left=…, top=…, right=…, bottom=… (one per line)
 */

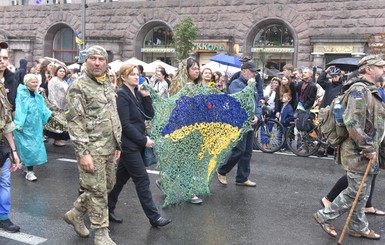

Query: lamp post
left=78, top=0, right=87, bottom=64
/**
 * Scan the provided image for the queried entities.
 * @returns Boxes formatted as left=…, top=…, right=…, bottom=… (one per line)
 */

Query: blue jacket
left=14, top=84, right=52, bottom=166
left=279, top=103, right=294, bottom=127
left=229, top=74, right=262, bottom=117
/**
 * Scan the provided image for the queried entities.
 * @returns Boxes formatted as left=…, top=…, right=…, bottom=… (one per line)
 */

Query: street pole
left=81, top=0, right=86, bottom=50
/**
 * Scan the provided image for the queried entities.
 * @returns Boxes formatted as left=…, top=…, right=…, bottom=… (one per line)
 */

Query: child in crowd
left=278, top=93, right=294, bottom=151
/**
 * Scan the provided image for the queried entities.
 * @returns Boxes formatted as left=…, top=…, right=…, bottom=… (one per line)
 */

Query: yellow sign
left=192, top=42, right=227, bottom=52
left=321, top=46, right=353, bottom=53
left=251, top=47, right=294, bottom=53
left=141, top=48, right=175, bottom=53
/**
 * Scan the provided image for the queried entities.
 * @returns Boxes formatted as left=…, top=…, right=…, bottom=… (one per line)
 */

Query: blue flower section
left=162, top=94, right=249, bottom=136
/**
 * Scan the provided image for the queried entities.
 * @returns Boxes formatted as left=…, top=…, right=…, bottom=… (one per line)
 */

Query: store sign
left=368, top=33, right=385, bottom=55
left=251, top=47, right=294, bottom=53
left=192, top=42, right=227, bottom=52
left=141, top=48, right=175, bottom=53
left=321, top=46, right=353, bottom=53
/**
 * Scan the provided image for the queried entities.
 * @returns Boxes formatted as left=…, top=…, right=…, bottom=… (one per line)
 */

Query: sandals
left=365, top=208, right=385, bottom=216
left=313, top=212, right=337, bottom=238
left=348, top=229, right=380, bottom=240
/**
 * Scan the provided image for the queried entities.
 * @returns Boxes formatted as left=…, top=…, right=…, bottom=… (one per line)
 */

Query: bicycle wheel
left=253, top=119, right=286, bottom=153
left=286, top=125, right=321, bottom=157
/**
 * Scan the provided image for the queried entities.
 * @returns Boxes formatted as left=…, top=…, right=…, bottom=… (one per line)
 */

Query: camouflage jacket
left=0, top=81, right=15, bottom=137
left=339, top=77, right=385, bottom=174
left=65, top=71, right=121, bottom=158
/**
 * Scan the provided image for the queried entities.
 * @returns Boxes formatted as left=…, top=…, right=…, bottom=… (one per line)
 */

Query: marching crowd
left=1, top=39, right=385, bottom=244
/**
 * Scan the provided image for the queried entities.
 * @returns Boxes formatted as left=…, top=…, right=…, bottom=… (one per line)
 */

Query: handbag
left=0, top=139, right=11, bottom=168
left=143, top=147, right=157, bottom=167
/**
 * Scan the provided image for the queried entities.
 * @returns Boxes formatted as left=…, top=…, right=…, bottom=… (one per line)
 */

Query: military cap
left=358, top=55, right=385, bottom=67
left=85, top=45, right=108, bottom=61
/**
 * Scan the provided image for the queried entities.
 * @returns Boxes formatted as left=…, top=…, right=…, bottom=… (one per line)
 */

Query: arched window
left=252, top=23, right=294, bottom=76
left=52, top=27, right=77, bottom=64
left=141, top=25, right=174, bottom=65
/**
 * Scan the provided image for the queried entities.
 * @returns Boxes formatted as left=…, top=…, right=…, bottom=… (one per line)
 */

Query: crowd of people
left=1, top=39, right=385, bottom=244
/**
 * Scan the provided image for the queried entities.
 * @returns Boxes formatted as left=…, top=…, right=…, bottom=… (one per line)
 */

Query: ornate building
left=1, top=0, right=385, bottom=73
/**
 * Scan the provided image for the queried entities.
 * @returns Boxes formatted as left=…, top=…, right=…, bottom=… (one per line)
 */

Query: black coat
left=117, top=85, right=154, bottom=153
left=317, top=71, right=343, bottom=108
left=295, top=80, right=317, bottom=111
left=3, top=68, right=17, bottom=110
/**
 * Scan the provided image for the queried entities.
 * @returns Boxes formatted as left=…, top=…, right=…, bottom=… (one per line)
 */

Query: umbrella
left=209, top=53, right=242, bottom=68
left=123, top=57, right=148, bottom=68
left=108, top=60, right=123, bottom=73
left=146, top=60, right=177, bottom=75
left=200, top=61, right=241, bottom=78
left=43, top=57, right=66, bottom=67
left=67, top=63, right=80, bottom=70
left=326, top=57, right=361, bottom=72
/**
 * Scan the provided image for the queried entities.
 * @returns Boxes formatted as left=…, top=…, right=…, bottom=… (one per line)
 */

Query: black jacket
left=317, top=71, right=343, bottom=108
left=3, top=68, right=17, bottom=110
left=295, top=80, right=317, bottom=111
left=117, top=85, right=154, bottom=153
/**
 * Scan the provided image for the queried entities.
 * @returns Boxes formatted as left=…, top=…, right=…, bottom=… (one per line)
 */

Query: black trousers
left=108, top=150, right=160, bottom=222
left=326, top=173, right=377, bottom=208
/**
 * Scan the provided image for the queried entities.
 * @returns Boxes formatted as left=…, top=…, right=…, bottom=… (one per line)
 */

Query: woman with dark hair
left=108, top=63, right=171, bottom=227
left=38, top=59, right=55, bottom=96
left=154, top=67, right=170, bottom=98
left=169, top=57, right=201, bottom=96
left=46, top=65, right=70, bottom=146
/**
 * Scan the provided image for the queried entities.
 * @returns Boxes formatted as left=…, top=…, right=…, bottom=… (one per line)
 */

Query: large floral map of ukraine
left=148, top=82, right=255, bottom=207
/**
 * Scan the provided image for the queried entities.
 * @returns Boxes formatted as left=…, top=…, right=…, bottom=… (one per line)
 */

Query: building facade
left=0, top=0, right=385, bottom=74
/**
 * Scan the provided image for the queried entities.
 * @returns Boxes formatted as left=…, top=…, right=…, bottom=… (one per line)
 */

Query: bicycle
left=253, top=106, right=286, bottom=153
left=285, top=110, right=330, bottom=157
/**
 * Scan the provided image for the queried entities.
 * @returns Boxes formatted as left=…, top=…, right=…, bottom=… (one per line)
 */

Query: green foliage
left=171, top=17, right=199, bottom=62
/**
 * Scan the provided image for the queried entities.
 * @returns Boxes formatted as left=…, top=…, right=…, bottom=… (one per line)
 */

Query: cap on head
left=85, top=45, right=108, bottom=61
left=0, top=41, right=8, bottom=49
left=240, top=56, right=252, bottom=62
left=241, top=62, right=257, bottom=72
left=358, top=55, right=385, bottom=68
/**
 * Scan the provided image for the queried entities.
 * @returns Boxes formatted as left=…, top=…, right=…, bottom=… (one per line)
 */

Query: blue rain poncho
left=14, top=84, right=52, bottom=166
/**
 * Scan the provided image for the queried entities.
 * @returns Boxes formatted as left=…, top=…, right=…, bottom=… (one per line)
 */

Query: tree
left=171, top=17, right=199, bottom=62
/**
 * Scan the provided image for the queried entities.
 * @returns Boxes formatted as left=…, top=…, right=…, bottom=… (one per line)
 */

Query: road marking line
left=58, top=158, right=77, bottom=163
left=0, top=230, right=47, bottom=245
left=58, top=158, right=160, bottom=174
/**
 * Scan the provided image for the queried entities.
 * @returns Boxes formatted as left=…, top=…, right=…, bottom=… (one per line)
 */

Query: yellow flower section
left=164, top=122, right=240, bottom=179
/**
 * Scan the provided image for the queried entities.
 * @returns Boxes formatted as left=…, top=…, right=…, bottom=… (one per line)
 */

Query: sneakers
left=0, top=219, right=20, bottom=233
left=25, top=171, right=37, bottom=181
left=94, top=227, right=116, bottom=245
left=189, top=195, right=203, bottom=204
left=63, top=208, right=90, bottom=238
left=236, top=180, right=256, bottom=187
left=216, top=171, right=227, bottom=185
left=53, top=140, right=66, bottom=146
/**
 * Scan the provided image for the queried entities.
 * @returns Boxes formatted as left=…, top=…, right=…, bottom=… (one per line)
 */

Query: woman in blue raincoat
left=14, top=74, right=52, bottom=182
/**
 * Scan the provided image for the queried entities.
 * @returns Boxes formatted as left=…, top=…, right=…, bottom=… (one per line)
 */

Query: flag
left=75, top=33, right=84, bottom=45
left=148, top=83, right=255, bottom=207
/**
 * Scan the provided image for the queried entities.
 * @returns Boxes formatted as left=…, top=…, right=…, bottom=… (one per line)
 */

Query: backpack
left=318, top=82, right=367, bottom=146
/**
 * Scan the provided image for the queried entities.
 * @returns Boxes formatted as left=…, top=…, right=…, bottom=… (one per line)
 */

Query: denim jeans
left=0, top=159, right=11, bottom=220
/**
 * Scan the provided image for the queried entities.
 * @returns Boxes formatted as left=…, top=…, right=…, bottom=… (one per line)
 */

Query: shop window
left=143, top=26, right=173, bottom=48
left=52, top=27, right=77, bottom=64
left=252, top=23, right=295, bottom=77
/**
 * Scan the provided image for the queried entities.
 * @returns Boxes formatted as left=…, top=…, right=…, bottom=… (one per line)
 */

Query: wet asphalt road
left=1, top=141, right=385, bottom=245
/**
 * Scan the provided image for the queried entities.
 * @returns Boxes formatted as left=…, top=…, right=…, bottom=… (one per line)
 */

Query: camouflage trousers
left=73, top=154, right=116, bottom=230
left=317, top=172, right=373, bottom=233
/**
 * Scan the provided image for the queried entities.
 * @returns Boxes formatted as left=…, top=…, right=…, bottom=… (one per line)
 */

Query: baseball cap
left=240, top=56, right=252, bottom=62
left=0, top=41, right=8, bottom=49
left=358, top=55, right=385, bottom=67
left=241, top=62, right=257, bottom=72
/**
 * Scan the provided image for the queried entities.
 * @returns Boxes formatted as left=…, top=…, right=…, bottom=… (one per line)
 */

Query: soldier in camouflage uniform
left=63, top=45, right=121, bottom=245
left=314, top=55, right=385, bottom=240
left=0, top=41, right=21, bottom=233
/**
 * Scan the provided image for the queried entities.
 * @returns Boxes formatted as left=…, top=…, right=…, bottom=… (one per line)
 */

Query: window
left=252, top=23, right=295, bottom=76
left=143, top=26, right=173, bottom=48
left=52, top=27, right=77, bottom=64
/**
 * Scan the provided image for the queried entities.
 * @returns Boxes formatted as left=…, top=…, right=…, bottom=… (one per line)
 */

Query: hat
left=85, top=45, right=108, bottom=61
left=358, top=55, right=385, bottom=67
left=0, top=41, right=8, bottom=49
left=241, top=62, right=257, bottom=72
left=240, top=56, right=251, bottom=62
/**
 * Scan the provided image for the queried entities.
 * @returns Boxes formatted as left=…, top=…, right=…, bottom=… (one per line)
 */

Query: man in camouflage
left=63, top=45, right=121, bottom=245
left=314, top=55, right=385, bottom=240
left=0, top=41, right=21, bottom=233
